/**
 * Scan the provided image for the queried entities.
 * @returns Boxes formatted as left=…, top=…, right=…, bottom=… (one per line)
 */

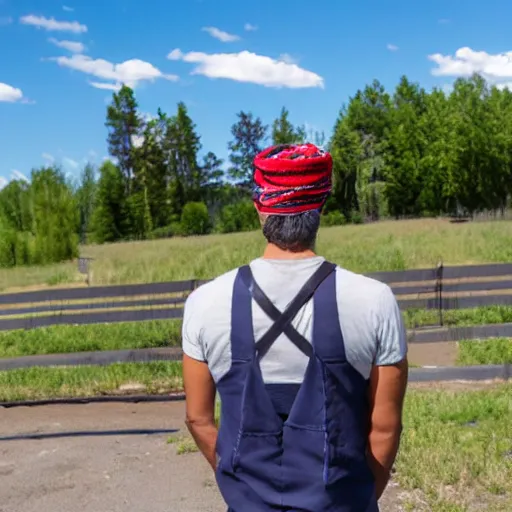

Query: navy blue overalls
left=215, top=261, right=379, bottom=512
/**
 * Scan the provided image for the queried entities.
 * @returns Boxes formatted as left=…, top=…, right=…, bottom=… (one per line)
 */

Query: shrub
left=215, top=200, right=260, bottom=234
left=180, top=202, right=211, bottom=236
left=321, top=211, right=347, bottom=227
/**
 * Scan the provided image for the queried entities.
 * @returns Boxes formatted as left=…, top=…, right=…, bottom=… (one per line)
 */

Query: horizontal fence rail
left=1, top=262, right=512, bottom=332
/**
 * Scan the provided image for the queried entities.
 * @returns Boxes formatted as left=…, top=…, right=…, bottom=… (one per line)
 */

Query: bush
left=321, top=210, right=347, bottom=227
left=180, top=202, right=211, bottom=236
left=351, top=210, right=364, bottom=224
left=215, top=200, right=260, bottom=233
left=149, top=223, right=181, bottom=240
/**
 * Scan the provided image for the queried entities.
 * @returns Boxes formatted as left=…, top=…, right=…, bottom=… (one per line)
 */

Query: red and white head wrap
left=253, top=143, right=333, bottom=215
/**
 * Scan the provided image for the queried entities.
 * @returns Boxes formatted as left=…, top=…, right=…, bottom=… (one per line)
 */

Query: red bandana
left=253, top=143, right=333, bottom=215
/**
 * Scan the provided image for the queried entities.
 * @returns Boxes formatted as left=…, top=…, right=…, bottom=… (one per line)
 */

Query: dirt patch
left=408, top=341, right=458, bottom=366
left=0, top=401, right=409, bottom=512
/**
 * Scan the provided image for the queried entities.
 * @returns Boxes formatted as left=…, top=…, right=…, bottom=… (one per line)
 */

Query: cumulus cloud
left=244, top=23, right=257, bottom=32
left=11, top=170, right=29, bottom=182
left=167, top=49, right=324, bottom=89
left=201, top=26, right=240, bottom=42
left=387, top=43, right=399, bottom=52
left=0, top=82, right=24, bottom=102
left=0, top=177, right=7, bottom=189
left=429, top=47, right=512, bottom=88
left=63, top=157, right=79, bottom=169
left=20, top=14, right=87, bottom=33
left=89, top=81, right=121, bottom=91
left=51, top=53, right=179, bottom=90
left=278, top=53, right=298, bottom=65
left=63, top=5, right=74, bottom=12
left=42, top=152, right=55, bottom=163
left=49, top=37, right=85, bottom=53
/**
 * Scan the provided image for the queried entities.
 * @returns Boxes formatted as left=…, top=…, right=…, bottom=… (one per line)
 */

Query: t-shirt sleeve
left=181, top=289, right=206, bottom=362
left=374, top=284, right=407, bottom=366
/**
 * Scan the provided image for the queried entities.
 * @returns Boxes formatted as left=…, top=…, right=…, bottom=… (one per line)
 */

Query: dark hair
left=262, top=210, right=321, bottom=252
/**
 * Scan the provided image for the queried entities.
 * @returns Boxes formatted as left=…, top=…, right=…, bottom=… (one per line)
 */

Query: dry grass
left=2, top=218, right=512, bottom=290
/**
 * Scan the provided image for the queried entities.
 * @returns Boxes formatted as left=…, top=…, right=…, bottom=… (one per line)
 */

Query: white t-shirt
left=182, top=256, right=407, bottom=383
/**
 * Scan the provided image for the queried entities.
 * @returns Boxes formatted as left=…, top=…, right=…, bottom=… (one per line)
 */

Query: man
left=182, top=143, right=408, bottom=512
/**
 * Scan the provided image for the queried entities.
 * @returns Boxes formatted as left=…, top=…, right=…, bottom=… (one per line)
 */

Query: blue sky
left=1, top=0, right=512, bottom=187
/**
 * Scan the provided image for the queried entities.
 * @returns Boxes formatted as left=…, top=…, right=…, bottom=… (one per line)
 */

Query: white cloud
left=63, top=5, right=74, bottom=12
left=51, top=54, right=179, bottom=90
left=167, top=49, right=324, bottom=89
left=244, top=23, right=257, bottom=32
left=0, top=16, right=13, bottom=25
left=0, top=177, right=7, bottom=189
left=0, top=82, right=23, bottom=102
left=387, top=43, right=399, bottom=52
left=20, top=14, right=87, bottom=33
left=429, top=47, right=512, bottom=89
left=438, top=18, right=450, bottom=24
left=42, top=152, right=55, bottom=163
left=49, top=37, right=85, bottom=53
left=201, top=26, right=240, bottom=42
left=89, top=81, right=121, bottom=91
left=11, top=170, right=29, bottom=182
left=62, top=157, right=79, bottom=169
left=278, top=53, right=298, bottom=65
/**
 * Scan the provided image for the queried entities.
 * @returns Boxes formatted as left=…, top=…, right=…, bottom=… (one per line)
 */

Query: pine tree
left=271, top=107, right=301, bottom=145
left=228, top=111, right=268, bottom=186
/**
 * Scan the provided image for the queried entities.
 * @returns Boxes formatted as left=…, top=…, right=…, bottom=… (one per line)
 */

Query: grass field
left=0, top=361, right=182, bottom=402
left=2, top=218, right=512, bottom=290
left=0, top=337, right=509, bottom=402
left=1, top=309, right=511, bottom=359
left=397, top=384, right=511, bottom=511
left=167, top=383, right=512, bottom=511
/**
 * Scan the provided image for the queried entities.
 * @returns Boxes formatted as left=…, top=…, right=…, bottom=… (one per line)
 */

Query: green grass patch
left=457, top=338, right=512, bottom=366
left=0, top=361, right=183, bottom=402
left=0, top=320, right=182, bottom=358
left=397, top=384, right=512, bottom=510
left=2, top=218, right=512, bottom=289
left=404, top=306, right=512, bottom=329
left=1, top=308, right=511, bottom=359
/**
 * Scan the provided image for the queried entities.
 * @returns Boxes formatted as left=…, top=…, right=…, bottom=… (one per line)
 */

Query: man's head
left=253, top=144, right=333, bottom=253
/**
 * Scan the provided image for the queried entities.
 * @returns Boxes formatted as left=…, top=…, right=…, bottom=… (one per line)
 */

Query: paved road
left=0, top=401, right=404, bottom=512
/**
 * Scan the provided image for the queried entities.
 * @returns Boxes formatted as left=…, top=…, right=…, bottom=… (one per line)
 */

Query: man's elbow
left=185, top=414, right=215, bottom=431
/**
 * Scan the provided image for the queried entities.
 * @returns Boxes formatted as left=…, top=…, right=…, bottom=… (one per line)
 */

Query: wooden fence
left=0, top=262, right=511, bottom=379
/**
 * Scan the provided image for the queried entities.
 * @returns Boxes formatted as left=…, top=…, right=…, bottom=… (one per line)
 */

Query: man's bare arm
left=183, top=354, right=218, bottom=470
left=367, top=358, right=408, bottom=499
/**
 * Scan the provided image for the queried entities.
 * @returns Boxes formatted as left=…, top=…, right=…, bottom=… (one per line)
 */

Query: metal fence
left=1, top=262, right=511, bottom=379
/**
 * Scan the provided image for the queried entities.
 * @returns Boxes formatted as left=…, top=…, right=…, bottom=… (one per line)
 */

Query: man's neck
left=262, top=244, right=317, bottom=260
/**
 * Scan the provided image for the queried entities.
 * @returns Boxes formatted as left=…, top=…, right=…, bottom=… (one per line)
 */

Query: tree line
left=1, top=73, right=511, bottom=268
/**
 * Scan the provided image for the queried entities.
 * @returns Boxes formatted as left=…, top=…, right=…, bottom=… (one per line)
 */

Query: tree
left=105, top=85, right=141, bottom=193
left=228, top=111, right=268, bottom=186
left=90, top=161, right=127, bottom=243
left=271, top=107, right=302, bottom=145
left=76, top=164, right=97, bottom=243
left=29, top=166, right=79, bottom=265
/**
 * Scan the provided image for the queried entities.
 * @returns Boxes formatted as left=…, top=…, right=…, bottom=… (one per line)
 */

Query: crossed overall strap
left=238, top=261, right=336, bottom=360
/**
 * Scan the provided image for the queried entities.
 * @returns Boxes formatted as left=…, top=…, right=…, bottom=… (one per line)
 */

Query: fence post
left=78, top=257, right=93, bottom=286
left=436, top=260, right=444, bottom=326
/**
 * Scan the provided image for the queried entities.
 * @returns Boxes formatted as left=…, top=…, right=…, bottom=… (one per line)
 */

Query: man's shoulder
left=334, top=265, right=391, bottom=294
left=333, top=265, right=395, bottom=313
left=185, top=267, right=239, bottom=311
